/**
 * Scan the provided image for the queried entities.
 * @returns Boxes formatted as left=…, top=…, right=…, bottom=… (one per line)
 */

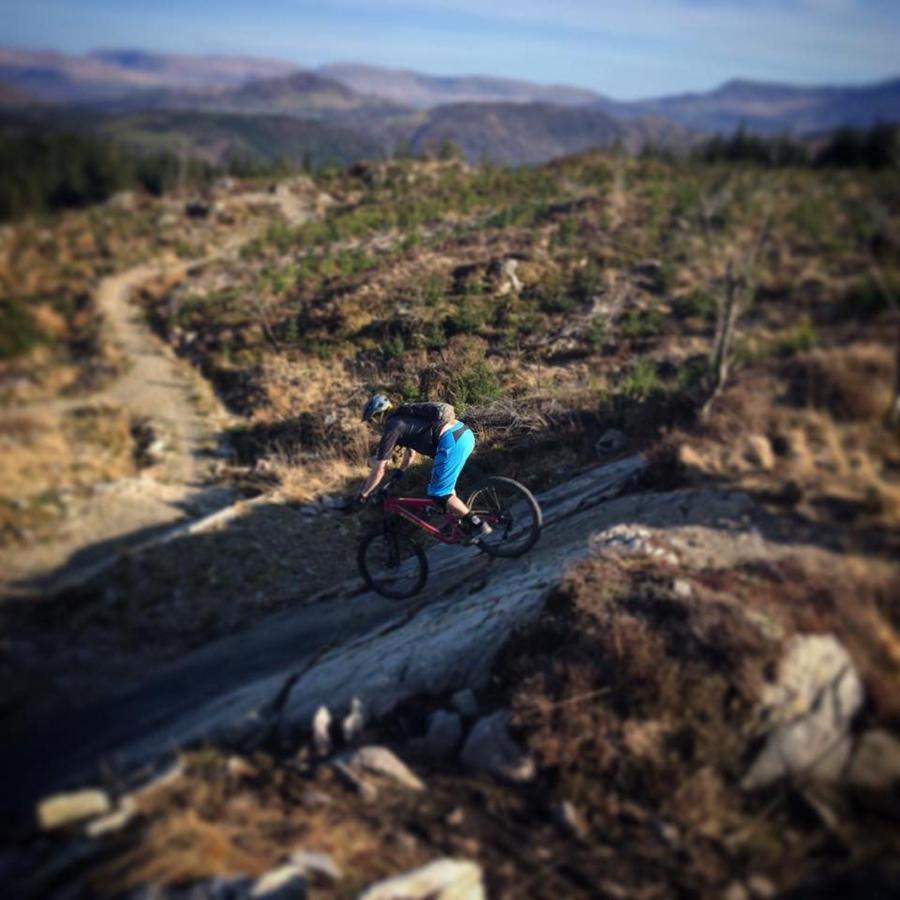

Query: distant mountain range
left=593, top=77, right=900, bottom=135
left=1, top=47, right=897, bottom=167
left=0, top=47, right=298, bottom=102
left=318, top=63, right=601, bottom=109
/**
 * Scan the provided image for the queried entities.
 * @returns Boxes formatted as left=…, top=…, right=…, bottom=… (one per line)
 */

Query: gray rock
left=672, top=579, right=693, bottom=599
left=342, top=697, right=365, bottom=744
left=37, top=789, right=111, bottom=830
left=460, top=710, right=535, bottom=782
left=748, top=875, right=777, bottom=898
left=359, top=858, right=485, bottom=900
left=847, top=729, right=900, bottom=790
left=557, top=800, right=588, bottom=840
left=594, top=428, right=629, bottom=459
left=421, top=710, right=463, bottom=759
left=332, top=760, right=378, bottom=802
left=344, top=745, right=425, bottom=791
left=451, top=689, right=479, bottom=719
left=289, top=849, right=342, bottom=883
left=250, top=864, right=306, bottom=899
left=85, top=797, right=137, bottom=837
left=312, top=705, right=331, bottom=756
left=723, top=883, right=749, bottom=900
left=743, top=635, right=864, bottom=789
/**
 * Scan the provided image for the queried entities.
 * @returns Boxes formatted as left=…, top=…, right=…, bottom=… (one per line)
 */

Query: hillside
left=0, top=149, right=898, bottom=896
left=87, top=48, right=300, bottom=89
left=408, top=102, right=692, bottom=163
left=0, top=46, right=299, bottom=102
left=98, top=109, right=387, bottom=167
left=615, top=76, right=900, bottom=134
left=97, top=71, right=397, bottom=120
left=319, top=62, right=603, bottom=108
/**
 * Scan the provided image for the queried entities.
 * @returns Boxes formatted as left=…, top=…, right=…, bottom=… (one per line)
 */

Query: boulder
left=344, top=745, right=424, bottom=792
left=311, top=705, right=331, bottom=756
left=250, top=864, right=306, bottom=899
left=489, top=258, right=522, bottom=295
left=743, top=635, right=864, bottom=789
left=359, top=858, right=485, bottom=900
left=451, top=689, right=479, bottom=719
left=743, top=435, right=775, bottom=471
left=413, top=710, right=463, bottom=760
left=37, top=789, right=111, bottom=831
left=594, top=428, right=629, bottom=459
left=342, top=697, right=365, bottom=744
left=289, top=849, right=342, bottom=883
left=460, top=710, right=535, bottom=782
left=332, top=760, right=377, bottom=802
left=85, top=797, right=137, bottom=837
left=846, top=729, right=900, bottom=791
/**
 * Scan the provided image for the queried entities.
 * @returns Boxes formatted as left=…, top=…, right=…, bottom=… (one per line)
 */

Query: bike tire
left=357, top=527, right=428, bottom=599
left=466, top=476, right=542, bottom=558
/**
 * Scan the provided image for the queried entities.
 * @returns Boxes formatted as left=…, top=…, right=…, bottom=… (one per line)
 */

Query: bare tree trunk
left=251, top=293, right=282, bottom=354
left=701, top=263, right=740, bottom=420
left=696, top=183, right=771, bottom=421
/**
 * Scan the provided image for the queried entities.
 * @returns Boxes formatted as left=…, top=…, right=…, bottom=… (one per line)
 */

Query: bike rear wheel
left=358, top=527, right=428, bottom=599
left=466, top=476, right=542, bottom=558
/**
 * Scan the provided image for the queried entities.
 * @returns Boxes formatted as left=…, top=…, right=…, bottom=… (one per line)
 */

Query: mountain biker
left=357, top=394, right=492, bottom=541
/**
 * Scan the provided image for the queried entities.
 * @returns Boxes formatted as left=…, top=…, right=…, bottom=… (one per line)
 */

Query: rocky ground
left=1, top=154, right=898, bottom=898
left=3, top=450, right=899, bottom=899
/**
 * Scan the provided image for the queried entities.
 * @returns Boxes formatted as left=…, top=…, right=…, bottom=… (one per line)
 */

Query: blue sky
left=2, top=0, right=899, bottom=99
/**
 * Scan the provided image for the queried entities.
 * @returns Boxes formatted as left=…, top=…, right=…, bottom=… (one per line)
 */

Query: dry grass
left=786, top=343, right=895, bottom=423
left=90, top=749, right=427, bottom=898
left=0, top=404, right=137, bottom=546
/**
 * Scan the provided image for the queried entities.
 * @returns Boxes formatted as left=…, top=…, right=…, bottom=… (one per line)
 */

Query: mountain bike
left=356, top=473, right=542, bottom=599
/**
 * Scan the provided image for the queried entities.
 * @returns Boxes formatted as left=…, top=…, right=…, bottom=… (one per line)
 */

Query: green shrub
left=265, top=221, right=294, bottom=253
left=675, top=356, right=710, bottom=392
left=775, top=316, right=818, bottom=356
left=676, top=290, right=717, bottom=321
left=424, top=320, right=447, bottom=350
left=584, top=318, right=605, bottom=352
left=447, top=361, right=503, bottom=411
left=422, top=273, right=445, bottom=307
left=536, top=276, right=576, bottom=314
left=444, top=301, right=484, bottom=335
left=383, top=333, right=408, bottom=359
left=620, top=308, right=664, bottom=338
left=516, top=312, right=545, bottom=337
left=556, top=217, right=578, bottom=247
left=0, top=298, right=44, bottom=360
left=840, top=276, right=893, bottom=320
left=571, top=261, right=603, bottom=303
left=620, top=356, right=662, bottom=400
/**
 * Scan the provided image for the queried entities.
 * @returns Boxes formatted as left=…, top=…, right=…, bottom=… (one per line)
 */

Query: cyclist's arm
left=359, top=459, right=389, bottom=500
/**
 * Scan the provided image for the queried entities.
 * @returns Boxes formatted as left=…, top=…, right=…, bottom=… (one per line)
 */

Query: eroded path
left=1, top=257, right=238, bottom=594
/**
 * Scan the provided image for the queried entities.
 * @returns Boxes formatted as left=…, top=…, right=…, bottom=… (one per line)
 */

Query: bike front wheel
left=358, top=527, right=428, bottom=599
left=466, top=476, right=542, bottom=558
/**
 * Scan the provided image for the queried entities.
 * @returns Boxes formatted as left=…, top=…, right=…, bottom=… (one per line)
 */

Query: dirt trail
left=2, top=183, right=319, bottom=594
left=1, top=246, right=253, bottom=594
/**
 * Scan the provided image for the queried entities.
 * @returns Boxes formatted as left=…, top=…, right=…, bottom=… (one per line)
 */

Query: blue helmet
left=361, top=394, right=393, bottom=424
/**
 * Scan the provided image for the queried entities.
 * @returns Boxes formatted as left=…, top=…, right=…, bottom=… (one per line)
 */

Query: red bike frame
left=382, top=496, right=470, bottom=545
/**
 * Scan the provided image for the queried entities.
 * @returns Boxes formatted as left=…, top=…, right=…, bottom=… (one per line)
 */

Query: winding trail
left=2, top=253, right=239, bottom=594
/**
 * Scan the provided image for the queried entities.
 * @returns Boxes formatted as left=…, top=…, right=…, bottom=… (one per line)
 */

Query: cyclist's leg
left=427, top=425, right=476, bottom=517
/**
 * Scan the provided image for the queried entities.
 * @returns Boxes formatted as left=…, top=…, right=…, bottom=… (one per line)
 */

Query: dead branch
left=699, top=186, right=772, bottom=420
